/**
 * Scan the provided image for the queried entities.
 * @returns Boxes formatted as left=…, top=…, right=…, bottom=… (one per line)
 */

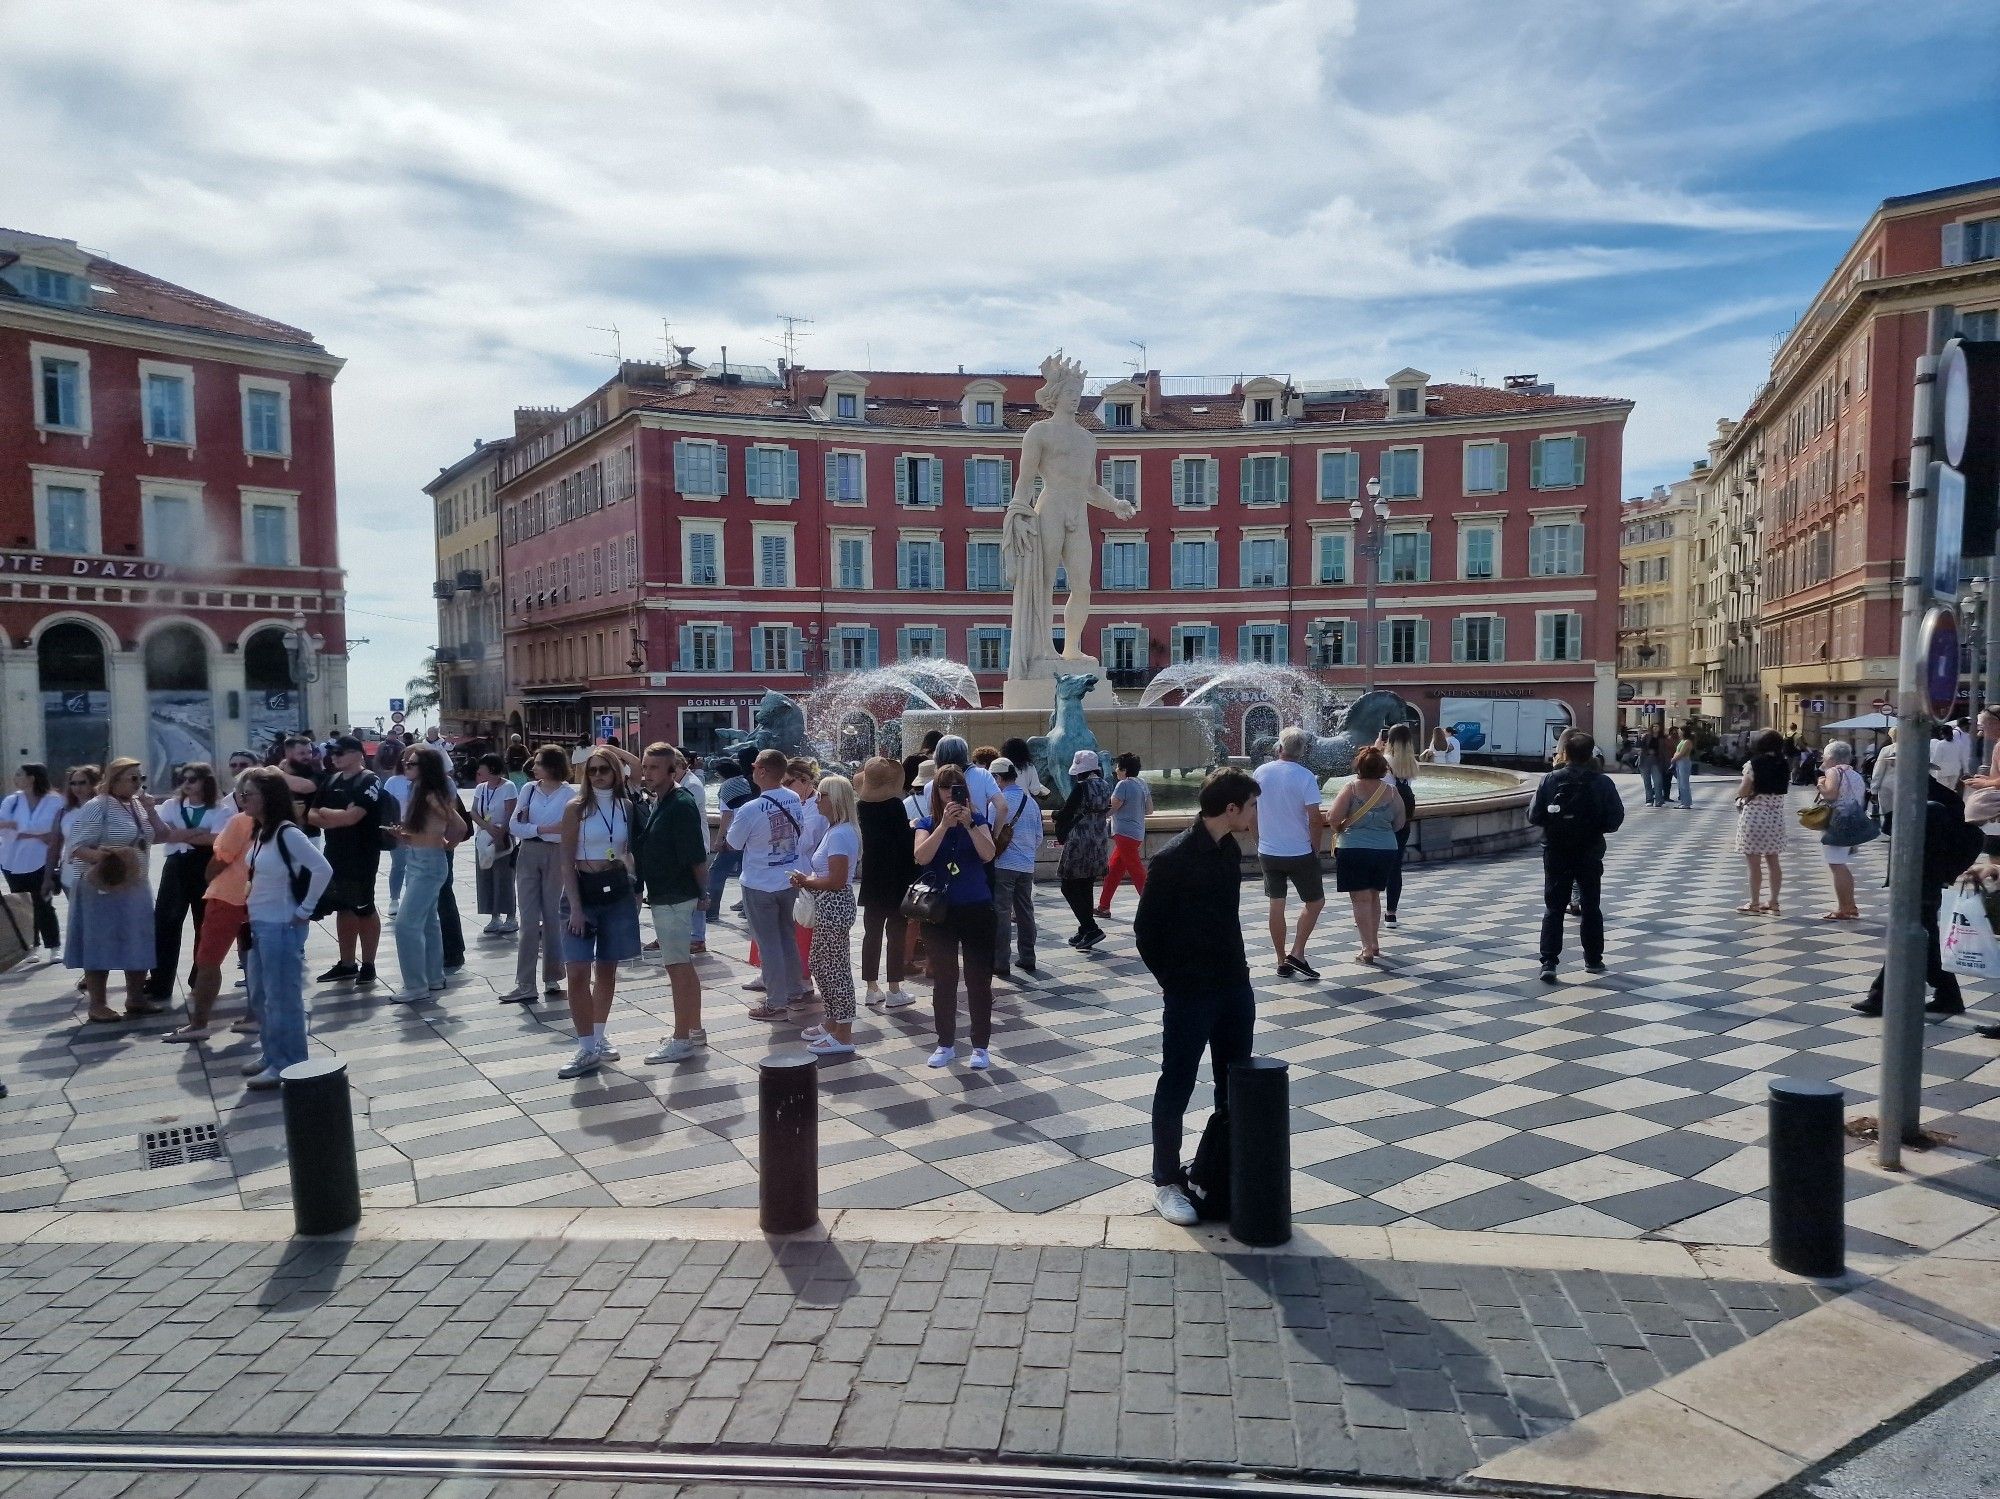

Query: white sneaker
left=865, top=983, right=884, bottom=1008
left=926, top=1045, right=954, bottom=1068
left=1153, top=1183, right=1199, bottom=1226
left=745, top=976, right=766, bottom=993
left=240, top=1057, right=267, bottom=1077
left=245, top=1068, right=283, bottom=1091
left=557, top=1045, right=601, bottom=1079
left=883, top=988, right=916, bottom=1010
left=969, top=1048, right=991, bottom=1070
left=645, top=1033, right=706, bottom=1064
left=595, top=1042, right=621, bottom=1063
left=807, top=1034, right=856, bottom=1056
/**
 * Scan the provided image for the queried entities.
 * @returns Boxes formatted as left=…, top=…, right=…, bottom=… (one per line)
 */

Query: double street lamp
left=1350, top=477, right=1391, bottom=692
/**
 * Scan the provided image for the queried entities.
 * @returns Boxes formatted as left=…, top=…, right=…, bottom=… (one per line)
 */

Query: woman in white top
left=502, top=744, right=576, bottom=1003
left=62, top=758, right=160, bottom=1021
left=142, top=761, right=233, bottom=1005
left=0, top=762, right=64, bottom=955
left=792, top=774, right=862, bottom=1055
left=50, top=764, right=101, bottom=900
left=1816, top=740, right=1868, bottom=921
left=1422, top=726, right=1462, bottom=765
left=471, top=754, right=519, bottom=936
left=555, top=745, right=642, bottom=1078
left=236, top=768, right=334, bottom=1088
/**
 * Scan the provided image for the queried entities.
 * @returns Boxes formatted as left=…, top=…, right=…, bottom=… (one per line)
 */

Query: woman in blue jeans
left=390, top=746, right=468, bottom=1002
left=236, top=769, right=332, bottom=1089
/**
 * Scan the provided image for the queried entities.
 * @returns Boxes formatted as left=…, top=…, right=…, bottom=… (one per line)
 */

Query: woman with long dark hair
left=556, top=745, right=641, bottom=1077
left=912, top=764, right=999, bottom=1069
left=854, top=757, right=917, bottom=1011
left=237, top=768, right=332, bottom=1087
left=0, top=762, right=63, bottom=957
left=143, top=761, right=230, bottom=1004
left=1734, top=729, right=1790, bottom=914
left=390, top=745, right=467, bottom=1002
left=503, top=744, right=575, bottom=1003
left=62, top=758, right=159, bottom=1022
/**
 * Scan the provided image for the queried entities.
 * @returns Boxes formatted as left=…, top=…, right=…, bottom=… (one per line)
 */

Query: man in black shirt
left=1529, top=731, right=1626, bottom=982
left=1854, top=774, right=1982, bottom=1019
left=307, top=736, right=386, bottom=986
left=1133, top=768, right=1260, bottom=1226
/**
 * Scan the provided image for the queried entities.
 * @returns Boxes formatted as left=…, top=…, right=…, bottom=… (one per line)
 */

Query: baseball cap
left=330, top=735, right=366, bottom=756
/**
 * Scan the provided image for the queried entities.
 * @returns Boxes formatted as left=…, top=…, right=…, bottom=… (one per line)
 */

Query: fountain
left=801, top=661, right=983, bottom=768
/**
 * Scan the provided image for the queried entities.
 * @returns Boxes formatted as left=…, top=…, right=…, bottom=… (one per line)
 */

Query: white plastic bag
left=473, top=828, right=496, bottom=870
left=1940, top=884, right=2000, bottom=977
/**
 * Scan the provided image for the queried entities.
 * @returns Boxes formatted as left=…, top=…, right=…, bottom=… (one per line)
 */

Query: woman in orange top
left=162, top=803, right=256, bottom=1043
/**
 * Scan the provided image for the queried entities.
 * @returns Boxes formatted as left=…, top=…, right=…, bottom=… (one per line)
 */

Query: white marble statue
left=1002, top=351, right=1138, bottom=691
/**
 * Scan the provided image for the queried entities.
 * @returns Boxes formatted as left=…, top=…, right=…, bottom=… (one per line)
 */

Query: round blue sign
left=1922, top=606, right=1960, bottom=718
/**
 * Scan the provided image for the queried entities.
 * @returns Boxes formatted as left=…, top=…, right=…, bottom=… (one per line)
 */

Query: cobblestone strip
left=0, top=1235, right=1836, bottom=1484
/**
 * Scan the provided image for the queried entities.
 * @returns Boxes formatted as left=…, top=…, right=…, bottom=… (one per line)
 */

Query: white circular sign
left=1940, top=340, right=1970, bottom=469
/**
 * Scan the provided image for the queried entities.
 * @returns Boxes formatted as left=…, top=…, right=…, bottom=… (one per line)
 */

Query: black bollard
left=1228, top=1056, right=1291, bottom=1247
left=759, top=1050, right=819, bottom=1234
left=1768, top=1077, right=1845, bottom=1278
left=280, top=1058, right=361, bottom=1236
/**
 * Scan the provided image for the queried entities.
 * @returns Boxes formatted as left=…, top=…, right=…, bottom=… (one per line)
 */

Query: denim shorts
left=559, top=893, right=641, bottom=964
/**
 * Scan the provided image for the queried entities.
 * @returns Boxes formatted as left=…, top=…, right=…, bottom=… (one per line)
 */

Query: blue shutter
left=1942, top=222, right=1967, bottom=266
left=1136, top=539, right=1149, bottom=588
left=1529, top=440, right=1544, bottom=489
left=1203, top=625, right=1220, bottom=660
left=1204, top=545, right=1218, bottom=588
left=1568, top=611, right=1582, bottom=660
left=1101, top=458, right=1112, bottom=489
left=895, top=457, right=910, bottom=505
left=1170, top=458, right=1185, bottom=506
left=1170, top=545, right=1184, bottom=589
left=674, top=440, right=689, bottom=491
left=1099, top=625, right=1113, bottom=662
left=1378, top=622, right=1391, bottom=666
left=1417, top=532, right=1432, bottom=581
left=1493, top=443, right=1508, bottom=492
left=789, top=627, right=804, bottom=669
left=1451, top=617, right=1466, bottom=663
left=751, top=628, right=766, bottom=672
left=931, top=540, right=945, bottom=589
left=1572, top=436, right=1586, bottom=487
left=1275, top=540, right=1289, bottom=587
left=784, top=447, right=799, bottom=499
left=1416, top=619, right=1430, bottom=663
left=865, top=627, right=880, bottom=667
left=928, top=460, right=943, bottom=507
left=824, top=450, right=838, bottom=500
left=1378, top=538, right=1391, bottom=583
left=896, top=543, right=909, bottom=589
left=1000, top=458, right=1012, bottom=501
left=1239, top=455, right=1253, bottom=505
left=715, top=446, right=728, bottom=497
left=716, top=625, right=734, bottom=672
left=964, top=457, right=978, bottom=508
left=1275, top=458, right=1289, bottom=504
left=1491, top=617, right=1506, bottom=661
left=1237, top=624, right=1252, bottom=661
left=678, top=623, right=692, bottom=670
left=1272, top=628, right=1288, bottom=665
left=896, top=626, right=910, bottom=660
left=1237, top=535, right=1251, bottom=587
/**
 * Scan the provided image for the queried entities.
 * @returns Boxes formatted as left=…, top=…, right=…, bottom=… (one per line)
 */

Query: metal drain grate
left=142, top=1123, right=224, bottom=1169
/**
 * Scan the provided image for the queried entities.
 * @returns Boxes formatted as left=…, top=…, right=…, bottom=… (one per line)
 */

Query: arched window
left=38, top=622, right=110, bottom=775
left=142, top=624, right=214, bottom=782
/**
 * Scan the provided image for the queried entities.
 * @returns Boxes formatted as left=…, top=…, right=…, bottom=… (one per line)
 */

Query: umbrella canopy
left=1822, top=712, right=1894, bottom=731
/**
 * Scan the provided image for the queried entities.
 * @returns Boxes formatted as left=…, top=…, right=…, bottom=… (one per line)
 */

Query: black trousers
left=926, top=901, right=996, bottom=1047
left=1539, top=850, right=1603, bottom=965
left=1865, top=887, right=1960, bottom=1008
left=147, top=850, right=210, bottom=997
left=1060, top=877, right=1102, bottom=938
left=439, top=849, right=464, bottom=967
left=1152, top=980, right=1255, bottom=1185
left=4, top=868, right=58, bottom=950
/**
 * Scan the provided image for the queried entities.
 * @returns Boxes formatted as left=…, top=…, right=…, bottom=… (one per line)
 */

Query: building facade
left=1688, top=417, right=1765, bottom=741
left=1616, top=480, right=1700, bottom=730
left=493, top=359, right=1631, bottom=759
left=0, top=230, right=347, bottom=780
left=1715, top=178, right=2000, bottom=739
left=425, top=438, right=507, bottom=741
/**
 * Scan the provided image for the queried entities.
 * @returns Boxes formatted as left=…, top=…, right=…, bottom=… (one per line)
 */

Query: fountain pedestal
left=1001, top=657, right=1118, bottom=712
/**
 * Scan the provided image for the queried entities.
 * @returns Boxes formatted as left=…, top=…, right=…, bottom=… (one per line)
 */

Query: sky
left=4, top=0, right=1997, bottom=718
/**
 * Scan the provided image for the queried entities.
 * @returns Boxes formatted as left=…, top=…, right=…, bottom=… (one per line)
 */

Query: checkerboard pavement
left=3, top=775, right=1998, bottom=1249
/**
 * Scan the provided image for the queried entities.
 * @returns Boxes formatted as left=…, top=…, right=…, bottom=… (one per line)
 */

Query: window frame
left=29, top=341, right=91, bottom=437
left=138, top=359, right=197, bottom=448
left=1537, top=609, right=1585, bottom=661
left=1461, top=440, right=1505, bottom=495
left=681, top=519, right=725, bottom=586
left=744, top=443, right=801, bottom=503
left=830, top=527, right=872, bottom=591
left=1240, top=452, right=1287, bottom=508
left=238, top=375, right=292, bottom=459
left=1316, top=448, right=1360, bottom=503
left=1101, top=455, right=1141, bottom=509
left=965, top=533, right=1006, bottom=593
left=141, top=479, right=205, bottom=564
left=751, top=521, right=796, bottom=588
left=1532, top=433, right=1585, bottom=490
left=1100, top=531, right=1149, bottom=591
left=826, top=447, right=867, bottom=505
left=1380, top=445, right=1422, bottom=500
left=1458, top=519, right=1500, bottom=581
left=30, top=464, right=102, bottom=555
left=1312, top=526, right=1351, bottom=584
left=239, top=486, right=301, bottom=567
left=897, top=530, right=945, bottom=591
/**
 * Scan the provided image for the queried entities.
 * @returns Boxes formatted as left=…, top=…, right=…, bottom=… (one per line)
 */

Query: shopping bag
left=1940, top=883, right=2000, bottom=978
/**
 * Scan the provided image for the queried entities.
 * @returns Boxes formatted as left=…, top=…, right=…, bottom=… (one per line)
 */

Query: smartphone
left=950, top=784, right=969, bottom=806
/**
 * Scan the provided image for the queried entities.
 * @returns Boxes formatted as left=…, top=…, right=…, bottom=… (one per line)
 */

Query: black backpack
left=1541, top=770, right=1604, bottom=848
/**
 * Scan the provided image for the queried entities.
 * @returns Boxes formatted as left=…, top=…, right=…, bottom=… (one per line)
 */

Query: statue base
left=1001, top=658, right=1119, bottom=712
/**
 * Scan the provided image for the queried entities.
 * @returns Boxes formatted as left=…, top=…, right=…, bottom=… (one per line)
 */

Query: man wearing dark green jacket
left=633, top=744, right=709, bottom=1064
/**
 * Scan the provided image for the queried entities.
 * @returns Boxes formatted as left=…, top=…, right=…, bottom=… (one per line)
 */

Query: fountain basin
left=899, top=705, right=1215, bottom=776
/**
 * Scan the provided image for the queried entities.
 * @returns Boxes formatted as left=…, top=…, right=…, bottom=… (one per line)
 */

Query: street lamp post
left=1350, top=478, right=1391, bottom=692
left=1960, top=577, right=1987, bottom=715
left=281, top=615, right=323, bottom=733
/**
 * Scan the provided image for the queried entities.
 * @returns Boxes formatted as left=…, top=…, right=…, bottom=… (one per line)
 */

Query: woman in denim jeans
left=236, top=770, right=332, bottom=1089
left=389, top=746, right=467, bottom=1002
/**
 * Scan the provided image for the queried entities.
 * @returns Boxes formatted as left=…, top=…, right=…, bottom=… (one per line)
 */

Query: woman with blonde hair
left=555, top=744, right=641, bottom=1077
left=62, top=757, right=160, bottom=1021
left=792, top=773, right=862, bottom=1055
left=1381, top=724, right=1421, bottom=928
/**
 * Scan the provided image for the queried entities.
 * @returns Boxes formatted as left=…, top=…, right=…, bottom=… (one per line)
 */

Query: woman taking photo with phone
left=912, top=764, right=998, bottom=1069
left=62, top=757, right=160, bottom=1022
left=556, top=745, right=641, bottom=1078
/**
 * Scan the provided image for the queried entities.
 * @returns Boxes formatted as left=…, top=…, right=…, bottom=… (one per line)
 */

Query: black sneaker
left=1975, top=1022, right=2000, bottom=1038
left=1078, top=930, right=1107, bottom=951
left=1287, top=954, right=1321, bottom=981
left=1382, top=912, right=1398, bottom=928
left=994, top=967, right=1013, bottom=982
left=1539, top=962, right=1558, bottom=984
left=316, top=962, right=359, bottom=984
left=1584, top=960, right=1607, bottom=975
left=1850, top=998, right=1883, bottom=1016
left=1067, top=932, right=1089, bottom=948
left=355, top=964, right=378, bottom=987
left=1018, top=959, right=1037, bottom=974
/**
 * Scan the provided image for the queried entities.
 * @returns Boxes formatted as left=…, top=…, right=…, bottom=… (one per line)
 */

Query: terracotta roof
left=0, top=231, right=327, bottom=352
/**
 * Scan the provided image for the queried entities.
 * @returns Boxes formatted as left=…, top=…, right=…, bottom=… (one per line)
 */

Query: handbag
left=576, top=862, right=633, bottom=908
left=1965, top=787, right=2000, bottom=824
left=900, top=869, right=949, bottom=925
left=1942, top=880, right=2000, bottom=977
left=1797, top=800, right=1833, bottom=830
left=473, top=828, right=496, bottom=870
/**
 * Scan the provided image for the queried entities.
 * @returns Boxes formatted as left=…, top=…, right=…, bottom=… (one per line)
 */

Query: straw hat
left=856, top=756, right=904, bottom=802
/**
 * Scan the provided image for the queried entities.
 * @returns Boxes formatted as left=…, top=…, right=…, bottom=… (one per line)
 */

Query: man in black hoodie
left=1529, top=731, right=1626, bottom=982
left=1854, top=774, right=1983, bottom=1018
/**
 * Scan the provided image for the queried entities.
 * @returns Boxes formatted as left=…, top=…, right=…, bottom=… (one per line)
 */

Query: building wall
left=0, top=297, right=346, bottom=773
left=1616, top=481, right=1700, bottom=728
left=427, top=443, right=506, bottom=738
left=496, top=368, right=1631, bottom=759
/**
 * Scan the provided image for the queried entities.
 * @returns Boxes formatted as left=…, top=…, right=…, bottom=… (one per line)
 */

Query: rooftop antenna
left=1129, top=340, right=1147, bottom=373
left=1460, top=369, right=1484, bottom=387
left=765, top=314, right=815, bottom=370
left=588, top=324, right=622, bottom=363
left=657, top=319, right=676, bottom=362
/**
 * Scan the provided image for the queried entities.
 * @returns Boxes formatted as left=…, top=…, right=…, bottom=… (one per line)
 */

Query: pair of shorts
left=560, top=893, right=641, bottom=964
left=1334, top=846, right=1399, bottom=893
left=193, top=899, right=247, bottom=967
left=650, top=899, right=698, bottom=965
left=1823, top=845, right=1856, bottom=867
left=1260, top=852, right=1324, bottom=903
left=314, top=855, right=381, bottom=918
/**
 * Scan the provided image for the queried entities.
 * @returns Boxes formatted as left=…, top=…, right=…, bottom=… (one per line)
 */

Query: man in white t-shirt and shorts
left=1253, top=727, right=1326, bottom=981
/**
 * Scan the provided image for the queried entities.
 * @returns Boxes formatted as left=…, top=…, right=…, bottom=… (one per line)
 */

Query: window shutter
left=1463, top=446, right=1477, bottom=493
left=1135, top=626, right=1149, bottom=665
left=1538, top=614, right=1552, bottom=661
left=1275, top=459, right=1289, bottom=504
left=1943, top=222, right=1967, bottom=266
left=1170, top=546, right=1184, bottom=589
left=1491, top=617, right=1506, bottom=661
left=1273, top=628, right=1288, bottom=665
left=1101, top=458, right=1112, bottom=489
left=716, top=626, right=734, bottom=672
left=1378, top=624, right=1391, bottom=666
left=678, top=623, right=692, bottom=670
left=1204, top=546, right=1218, bottom=588
left=783, top=447, right=799, bottom=499
left=865, top=626, right=880, bottom=667
left=1237, top=624, right=1253, bottom=661
left=896, top=543, right=909, bottom=589
left=1416, top=618, right=1430, bottom=663
left=1170, top=458, right=1184, bottom=506
left=1275, top=541, right=1289, bottom=587
left=963, top=457, right=977, bottom=507
left=1573, top=436, right=1586, bottom=487
left=1205, top=461, right=1219, bottom=506
left=674, top=440, right=689, bottom=492
left=896, top=626, right=911, bottom=660
left=1000, top=458, right=1013, bottom=500
left=1239, top=455, right=1253, bottom=505
left=1494, top=443, right=1508, bottom=492
left=928, top=460, right=943, bottom=507
left=750, top=629, right=766, bottom=672
left=713, top=447, right=728, bottom=497
left=1567, top=611, right=1582, bottom=660
left=1137, top=539, right=1149, bottom=587
left=1529, top=440, right=1543, bottom=489
left=1099, top=625, right=1113, bottom=662
left=1237, top=535, right=1251, bottom=587
left=1378, top=540, right=1390, bottom=584
left=931, top=540, right=945, bottom=588
left=1451, top=616, right=1466, bottom=663
left=1417, top=531, right=1432, bottom=581
left=824, top=450, right=838, bottom=500
left=1099, top=547, right=1112, bottom=590
left=1203, top=626, right=1220, bottom=660
left=895, top=458, right=910, bottom=505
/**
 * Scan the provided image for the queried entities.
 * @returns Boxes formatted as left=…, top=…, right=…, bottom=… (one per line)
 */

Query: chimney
left=1144, top=369, right=1162, bottom=413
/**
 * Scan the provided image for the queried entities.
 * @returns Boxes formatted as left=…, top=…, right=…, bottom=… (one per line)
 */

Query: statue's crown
left=1039, top=350, right=1084, bottom=386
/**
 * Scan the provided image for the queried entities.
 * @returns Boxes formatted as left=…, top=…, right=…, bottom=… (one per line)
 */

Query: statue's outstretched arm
left=1085, top=483, right=1134, bottom=518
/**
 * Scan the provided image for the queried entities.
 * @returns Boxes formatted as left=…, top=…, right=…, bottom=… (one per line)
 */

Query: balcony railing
left=1106, top=667, right=1150, bottom=691
left=456, top=569, right=484, bottom=591
left=431, top=579, right=454, bottom=600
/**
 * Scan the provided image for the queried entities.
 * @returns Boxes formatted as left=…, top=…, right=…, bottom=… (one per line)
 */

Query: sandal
left=805, top=1035, right=856, bottom=1056
left=162, top=1025, right=211, bottom=1043
left=124, top=999, right=170, bottom=1016
left=1736, top=902, right=1762, bottom=915
left=84, top=1008, right=125, bottom=1023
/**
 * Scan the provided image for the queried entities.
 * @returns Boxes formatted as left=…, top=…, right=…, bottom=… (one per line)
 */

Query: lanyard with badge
left=588, top=796, right=622, bottom=862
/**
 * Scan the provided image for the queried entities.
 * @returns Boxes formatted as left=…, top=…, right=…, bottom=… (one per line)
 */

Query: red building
left=496, top=357, right=1629, bottom=759
left=0, top=230, right=347, bottom=780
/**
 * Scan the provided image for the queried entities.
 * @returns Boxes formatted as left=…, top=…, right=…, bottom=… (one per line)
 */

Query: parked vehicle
left=1439, top=697, right=1575, bottom=761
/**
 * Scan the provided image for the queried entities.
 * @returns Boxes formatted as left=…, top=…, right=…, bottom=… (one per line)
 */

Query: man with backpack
left=1529, top=731, right=1626, bottom=983
left=1853, top=771, right=1983, bottom=1018
left=1133, top=767, right=1260, bottom=1226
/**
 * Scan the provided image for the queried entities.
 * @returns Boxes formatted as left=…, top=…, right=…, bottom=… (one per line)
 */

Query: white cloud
left=0, top=0, right=1988, bottom=712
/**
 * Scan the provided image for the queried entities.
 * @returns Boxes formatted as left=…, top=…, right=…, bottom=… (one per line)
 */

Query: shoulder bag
left=992, top=792, right=1032, bottom=860
left=900, top=869, right=949, bottom=925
